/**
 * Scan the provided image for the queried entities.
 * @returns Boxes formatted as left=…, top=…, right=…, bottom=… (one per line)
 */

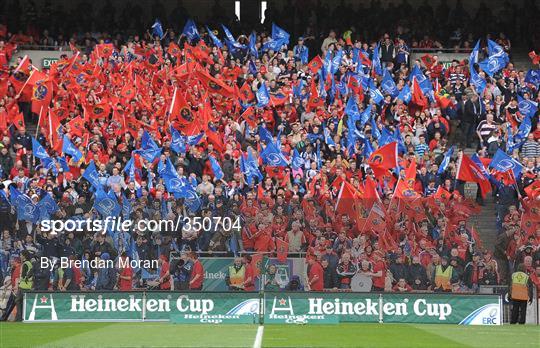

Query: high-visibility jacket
left=511, top=272, right=529, bottom=301
left=19, top=260, right=33, bottom=290
left=229, top=265, right=245, bottom=288
left=434, top=265, right=453, bottom=291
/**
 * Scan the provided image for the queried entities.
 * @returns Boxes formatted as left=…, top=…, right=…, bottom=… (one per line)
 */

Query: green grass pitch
left=0, top=322, right=538, bottom=347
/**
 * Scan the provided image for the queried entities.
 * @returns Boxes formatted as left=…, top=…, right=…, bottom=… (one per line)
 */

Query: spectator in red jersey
left=117, top=252, right=133, bottom=291
left=306, top=256, right=323, bottom=291
left=392, top=278, right=413, bottom=292
left=189, top=252, right=204, bottom=291
left=157, top=255, right=171, bottom=290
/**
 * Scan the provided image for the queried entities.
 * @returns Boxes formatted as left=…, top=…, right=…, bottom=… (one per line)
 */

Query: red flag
left=335, top=180, right=362, bottom=217
left=205, top=129, right=224, bottom=152
left=67, top=117, right=85, bottom=137
left=95, top=43, right=114, bottom=59
left=362, top=202, right=386, bottom=233
left=251, top=253, right=265, bottom=278
left=29, top=72, right=53, bottom=114
left=276, top=238, right=289, bottom=262
left=11, top=111, right=25, bottom=131
left=420, top=54, right=435, bottom=69
left=368, top=142, right=398, bottom=177
left=524, top=181, right=540, bottom=199
left=394, top=159, right=420, bottom=199
left=456, top=154, right=492, bottom=197
left=240, top=107, right=258, bottom=128
left=195, top=70, right=235, bottom=97
left=120, top=83, right=137, bottom=100
left=238, top=82, right=254, bottom=103
left=84, top=101, right=111, bottom=120
left=167, top=87, right=194, bottom=125
left=307, top=56, right=323, bottom=74
left=411, top=78, right=428, bottom=109
left=308, top=80, right=325, bottom=110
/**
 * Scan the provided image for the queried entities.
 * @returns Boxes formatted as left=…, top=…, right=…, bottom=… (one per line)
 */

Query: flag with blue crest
left=259, top=126, right=273, bottom=144
left=368, top=79, right=384, bottom=105
left=209, top=155, right=224, bottom=180
left=515, top=115, right=532, bottom=142
left=182, top=19, right=200, bottom=42
left=82, top=160, right=101, bottom=189
left=94, top=188, right=121, bottom=218
left=525, top=69, right=540, bottom=87
left=323, top=123, right=335, bottom=148
left=517, top=95, right=538, bottom=118
left=260, top=142, right=288, bottom=167
left=206, top=26, right=223, bottom=48
left=32, top=137, right=50, bottom=160
left=359, top=105, right=372, bottom=126
left=241, top=151, right=263, bottom=185
left=249, top=32, right=258, bottom=58
left=62, top=135, right=83, bottom=162
left=489, top=149, right=523, bottom=178
left=170, top=125, right=186, bottom=154
left=397, top=84, right=412, bottom=103
left=9, top=186, right=37, bottom=222
left=370, top=117, right=381, bottom=140
left=35, top=193, right=59, bottom=221
left=381, top=70, right=399, bottom=97
left=437, top=146, right=455, bottom=174
left=256, top=83, right=270, bottom=107
left=291, top=148, right=304, bottom=170
left=372, top=43, right=383, bottom=76
left=151, top=19, right=164, bottom=39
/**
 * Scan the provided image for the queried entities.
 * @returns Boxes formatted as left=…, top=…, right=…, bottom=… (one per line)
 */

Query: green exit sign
left=42, top=57, right=59, bottom=69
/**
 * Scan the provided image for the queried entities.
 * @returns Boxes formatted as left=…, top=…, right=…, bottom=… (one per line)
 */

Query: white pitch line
left=253, top=325, right=264, bottom=348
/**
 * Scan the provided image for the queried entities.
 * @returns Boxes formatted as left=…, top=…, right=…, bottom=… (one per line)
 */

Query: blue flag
left=182, top=19, right=200, bottom=42
left=186, top=133, right=204, bottom=146
left=256, top=83, right=270, bottom=107
left=82, top=160, right=101, bottom=189
left=362, top=140, right=374, bottom=158
left=10, top=186, right=37, bottom=222
left=135, top=130, right=161, bottom=162
left=437, top=146, right=455, bottom=174
left=323, top=123, right=336, bottom=148
left=372, top=43, right=383, bottom=76
left=206, top=26, right=223, bottom=48
left=331, top=50, right=343, bottom=75
left=409, top=65, right=433, bottom=97
left=124, top=156, right=136, bottom=181
left=471, top=154, right=491, bottom=179
left=381, top=70, right=399, bottom=97
left=249, top=32, right=258, bottom=58
left=151, top=19, right=164, bottom=39
left=370, top=117, right=381, bottom=140
left=368, top=79, right=384, bottom=105
left=35, top=193, right=59, bottom=222
left=260, top=142, right=288, bottom=167
left=489, top=149, right=523, bottom=178
left=94, top=189, right=121, bottom=217
left=470, top=40, right=480, bottom=65
left=170, top=125, right=186, bottom=154
left=291, top=148, right=304, bottom=170
left=62, top=135, right=82, bottom=162
left=517, top=95, right=538, bottom=118
left=121, top=193, right=132, bottom=220
left=32, top=137, right=50, bottom=160
left=241, top=151, right=263, bottom=185
left=221, top=24, right=246, bottom=52
left=345, top=96, right=360, bottom=121
left=209, top=155, right=224, bottom=180
left=359, top=105, right=372, bottom=127
left=515, top=115, right=532, bottom=141
left=525, top=69, right=540, bottom=87
left=478, top=39, right=509, bottom=77
left=259, top=126, right=273, bottom=144
left=397, top=84, right=412, bottom=103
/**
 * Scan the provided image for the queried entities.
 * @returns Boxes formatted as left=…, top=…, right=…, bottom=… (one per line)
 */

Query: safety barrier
left=23, top=291, right=502, bottom=325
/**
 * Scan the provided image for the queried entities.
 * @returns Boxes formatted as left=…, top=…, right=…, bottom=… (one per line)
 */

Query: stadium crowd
left=0, top=3, right=538, bottom=322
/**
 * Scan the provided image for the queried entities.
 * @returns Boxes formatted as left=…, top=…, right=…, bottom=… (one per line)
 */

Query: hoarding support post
left=259, top=289, right=264, bottom=325
left=379, top=294, right=384, bottom=324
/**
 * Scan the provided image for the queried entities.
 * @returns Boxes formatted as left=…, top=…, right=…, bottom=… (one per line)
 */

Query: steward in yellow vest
left=15, top=251, right=34, bottom=321
left=226, top=257, right=246, bottom=291
left=433, top=257, right=454, bottom=292
left=509, top=264, right=533, bottom=325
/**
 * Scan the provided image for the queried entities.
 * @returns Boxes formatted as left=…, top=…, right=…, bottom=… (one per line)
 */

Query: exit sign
left=42, top=57, right=59, bottom=69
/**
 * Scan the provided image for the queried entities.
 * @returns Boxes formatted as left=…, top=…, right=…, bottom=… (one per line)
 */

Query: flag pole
left=35, top=106, right=43, bottom=137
